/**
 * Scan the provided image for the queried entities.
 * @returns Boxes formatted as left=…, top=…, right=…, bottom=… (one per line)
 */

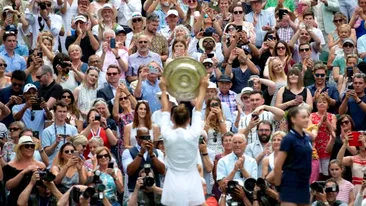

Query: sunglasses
left=188, top=0, right=196, bottom=3
left=132, top=18, right=142, bottom=23
left=36, top=73, right=47, bottom=79
left=62, top=95, right=71, bottom=99
left=9, top=127, right=20, bottom=132
left=64, top=150, right=75, bottom=154
left=97, top=154, right=109, bottom=159
left=23, top=144, right=36, bottom=149
left=0, top=63, right=7, bottom=67
left=107, top=72, right=118, bottom=76
left=299, top=48, right=310, bottom=52
left=333, top=19, right=343, bottom=23
left=119, top=97, right=129, bottom=101
left=12, top=82, right=23, bottom=87
left=233, top=11, right=243, bottom=15
left=4, top=31, right=16, bottom=35
left=204, top=64, right=213, bottom=68
left=315, top=73, right=325, bottom=78
left=276, top=46, right=286, bottom=50
left=139, top=41, right=148, bottom=44
left=340, top=120, right=350, bottom=126
left=45, top=3, right=52, bottom=7
left=343, top=43, right=354, bottom=48
left=241, top=96, right=249, bottom=100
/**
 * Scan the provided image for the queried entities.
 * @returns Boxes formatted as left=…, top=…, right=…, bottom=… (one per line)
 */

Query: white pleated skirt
left=161, top=168, right=205, bottom=206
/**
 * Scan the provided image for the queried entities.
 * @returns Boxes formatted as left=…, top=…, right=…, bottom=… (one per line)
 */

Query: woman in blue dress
left=274, top=106, right=312, bottom=206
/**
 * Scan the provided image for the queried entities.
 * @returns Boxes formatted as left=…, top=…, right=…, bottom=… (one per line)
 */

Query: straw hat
left=14, top=136, right=38, bottom=152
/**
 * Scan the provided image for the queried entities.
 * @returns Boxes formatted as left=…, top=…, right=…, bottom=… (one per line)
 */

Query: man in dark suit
left=97, top=64, right=122, bottom=114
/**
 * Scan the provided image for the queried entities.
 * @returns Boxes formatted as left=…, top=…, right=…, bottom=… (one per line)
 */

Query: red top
left=311, top=112, right=332, bottom=158
left=84, top=127, right=110, bottom=158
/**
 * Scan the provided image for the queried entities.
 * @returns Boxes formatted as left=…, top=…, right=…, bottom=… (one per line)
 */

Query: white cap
left=3, top=5, right=13, bottom=12
left=167, top=9, right=178, bottom=17
left=202, top=58, right=213, bottom=64
left=23, top=83, right=37, bottom=93
left=236, top=87, right=253, bottom=106
left=74, top=15, right=87, bottom=23
left=207, top=82, right=217, bottom=89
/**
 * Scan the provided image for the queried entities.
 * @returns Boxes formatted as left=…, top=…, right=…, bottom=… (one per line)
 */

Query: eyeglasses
left=64, top=150, right=75, bottom=154
left=9, top=127, right=20, bottom=132
left=119, top=97, right=129, bottom=101
left=343, top=43, right=354, bottom=48
left=314, top=73, right=326, bottom=78
left=276, top=46, right=286, bottom=50
left=23, top=144, right=36, bottom=149
left=12, top=82, right=23, bottom=88
left=132, top=18, right=142, bottom=23
left=204, top=64, right=213, bottom=68
left=89, top=60, right=101, bottom=64
left=62, top=95, right=71, bottom=99
left=333, top=19, right=343, bottom=23
left=97, top=154, right=109, bottom=159
left=139, top=41, right=148, bottom=44
left=107, top=72, right=118, bottom=76
left=233, top=11, right=243, bottom=15
left=299, top=48, right=310, bottom=52
left=340, top=120, right=350, bottom=126
left=36, top=72, right=47, bottom=79
left=0, top=63, right=7, bottom=67
left=258, top=129, right=271, bottom=133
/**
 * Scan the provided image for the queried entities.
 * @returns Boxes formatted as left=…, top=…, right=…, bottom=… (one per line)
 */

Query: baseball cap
left=74, top=15, right=87, bottom=23
left=115, top=27, right=126, bottom=35
left=236, top=87, right=253, bottom=106
left=5, top=24, right=17, bottom=32
left=343, top=38, right=355, bottom=46
left=202, top=58, right=213, bottom=65
left=218, top=74, right=232, bottom=83
left=23, top=83, right=37, bottom=93
left=167, top=9, right=178, bottom=17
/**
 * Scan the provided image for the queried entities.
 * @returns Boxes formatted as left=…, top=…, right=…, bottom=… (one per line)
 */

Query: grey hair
left=233, top=133, right=247, bottom=142
left=103, top=28, right=115, bottom=40
left=88, top=136, right=104, bottom=146
left=173, top=25, right=190, bottom=38
left=92, top=99, right=111, bottom=117
left=41, top=65, right=54, bottom=76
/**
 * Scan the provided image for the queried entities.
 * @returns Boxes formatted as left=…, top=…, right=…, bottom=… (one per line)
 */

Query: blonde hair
left=268, top=57, right=287, bottom=82
left=338, top=24, right=351, bottom=36
left=38, top=31, right=54, bottom=46
left=69, top=134, right=88, bottom=147
left=271, top=131, right=286, bottom=141
left=68, top=44, right=83, bottom=56
left=89, top=136, right=104, bottom=146
left=10, top=121, right=25, bottom=131
left=95, top=146, right=112, bottom=161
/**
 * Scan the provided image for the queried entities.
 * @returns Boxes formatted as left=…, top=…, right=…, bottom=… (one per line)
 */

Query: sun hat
left=14, top=136, right=38, bottom=152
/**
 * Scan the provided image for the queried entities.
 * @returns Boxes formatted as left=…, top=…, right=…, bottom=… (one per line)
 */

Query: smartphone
left=321, top=87, right=329, bottom=93
left=363, top=173, right=366, bottom=180
left=119, top=79, right=126, bottom=85
left=203, top=31, right=213, bottom=37
left=349, top=131, right=362, bottom=147
left=59, top=134, right=68, bottom=139
left=31, top=97, right=42, bottom=110
left=207, top=53, right=214, bottom=58
left=347, top=84, right=354, bottom=90
left=236, top=25, right=243, bottom=31
left=148, top=66, right=159, bottom=74
left=248, top=80, right=254, bottom=88
left=38, top=51, right=43, bottom=58
left=199, top=135, right=204, bottom=144
left=267, top=35, right=274, bottom=41
left=108, top=162, right=114, bottom=168
left=346, top=67, right=353, bottom=79
left=278, top=9, right=287, bottom=20
left=252, top=113, right=259, bottom=120
left=95, top=115, right=101, bottom=121
left=32, top=131, right=39, bottom=139
left=211, top=102, right=219, bottom=107
left=110, top=38, right=116, bottom=49
left=72, top=151, right=79, bottom=157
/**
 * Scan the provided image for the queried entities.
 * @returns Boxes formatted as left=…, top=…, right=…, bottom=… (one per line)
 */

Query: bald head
left=137, top=127, right=149, bottom=137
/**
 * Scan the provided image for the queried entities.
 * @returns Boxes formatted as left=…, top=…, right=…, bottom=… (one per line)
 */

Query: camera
left=70, top=186, right=97, bottom=204
left=310, top=181, right=325, bottom=193
left=39, top=2, right=47, bottom=10
left=60, top=61, right=71, bottom=68
left=38, top=169, right=56, bottom=182
left=31, top=97, right=42, bottom=111
left=226, top=180, right=239, bottom=195
left=278, top=9, right=288, bottom=20
left=141, top=164, right=154, bottom=189
left=94, top=115, right=101, bottom=121
left=347, top=83, right=354, bottom=90
left=139, top=135, right=151, bottom=141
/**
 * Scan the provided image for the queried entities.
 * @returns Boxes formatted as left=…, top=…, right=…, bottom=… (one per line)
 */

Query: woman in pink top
left=329, top=159, right=355, bottom=205
left=337, top=133, right=366, bottom=196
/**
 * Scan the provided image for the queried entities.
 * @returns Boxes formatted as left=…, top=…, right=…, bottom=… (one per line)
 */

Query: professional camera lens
left=143, top=176, right=155, bottom=187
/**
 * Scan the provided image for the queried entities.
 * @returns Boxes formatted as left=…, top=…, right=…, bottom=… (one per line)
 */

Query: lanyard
left=90, top=127, right=101, bottom=137
left=54, top=123, right=67, bottom=144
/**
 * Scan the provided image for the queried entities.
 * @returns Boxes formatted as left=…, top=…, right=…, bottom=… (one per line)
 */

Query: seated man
left=216, top=133, right=258, bottom=189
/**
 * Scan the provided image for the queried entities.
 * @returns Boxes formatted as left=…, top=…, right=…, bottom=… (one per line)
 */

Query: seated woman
left=3, top=136, right=46, bottom=206
left=50, top=143, right=88, bottom=194
left=94, top=147, right=124, bottom=205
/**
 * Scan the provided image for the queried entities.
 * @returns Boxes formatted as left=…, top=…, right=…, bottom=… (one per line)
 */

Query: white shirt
left=238, top=111, right=274, bottom=144
left=27, top=12, right=62, bottom=51
left=116, top=0, right=142, bottom=26
left=216, top=152, right=258, bottom=181
left=245, top=140, right=269, bottom=178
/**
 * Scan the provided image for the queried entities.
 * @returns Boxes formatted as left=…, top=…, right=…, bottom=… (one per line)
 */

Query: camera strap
left=90, top=127, right=101, bottom=137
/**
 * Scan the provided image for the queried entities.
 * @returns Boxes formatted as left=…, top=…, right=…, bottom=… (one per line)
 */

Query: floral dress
left=311, top=113, right=332, bottom=159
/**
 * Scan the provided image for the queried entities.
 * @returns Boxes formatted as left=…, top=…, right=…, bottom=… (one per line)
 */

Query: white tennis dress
left=161, top=111, right=205, bottom=206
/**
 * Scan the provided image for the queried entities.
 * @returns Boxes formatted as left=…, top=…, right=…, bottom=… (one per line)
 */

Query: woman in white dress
left=73, top=66, right=99, bottom=118
left=159, top=75, right=208, bottom=206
